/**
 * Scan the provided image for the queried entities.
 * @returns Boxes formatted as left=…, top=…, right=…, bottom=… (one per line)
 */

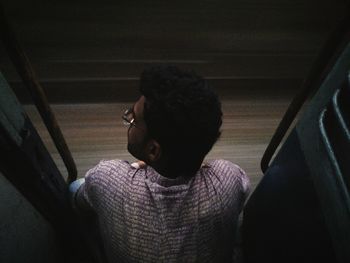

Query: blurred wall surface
left=0, top=0, right=346, bottom=103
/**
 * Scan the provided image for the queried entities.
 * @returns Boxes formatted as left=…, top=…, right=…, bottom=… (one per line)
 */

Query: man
left=70, top=65, right=250, bottom=262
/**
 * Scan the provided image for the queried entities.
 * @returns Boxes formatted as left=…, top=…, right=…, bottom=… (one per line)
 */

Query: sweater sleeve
left=72, top=161, right=107, bottom=212
left=210, top=159, right=251, bottom=212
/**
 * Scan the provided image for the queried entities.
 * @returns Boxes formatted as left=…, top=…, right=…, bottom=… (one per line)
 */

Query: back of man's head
left=140, top=65, right=222, bottom=175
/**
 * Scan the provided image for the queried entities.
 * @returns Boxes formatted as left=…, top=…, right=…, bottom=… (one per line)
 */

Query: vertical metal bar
left=0, top=5, right=77, bottom=183
left=318, top=109, right=350, bottom=263
left=261, top=15, right=350, bottom=173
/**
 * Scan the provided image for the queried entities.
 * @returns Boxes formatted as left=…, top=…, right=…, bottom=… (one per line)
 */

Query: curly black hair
left=140, top=65, right=222, bottom=174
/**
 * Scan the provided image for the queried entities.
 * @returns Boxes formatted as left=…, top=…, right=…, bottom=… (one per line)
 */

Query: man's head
left=126, top=65, right=222, bottom=177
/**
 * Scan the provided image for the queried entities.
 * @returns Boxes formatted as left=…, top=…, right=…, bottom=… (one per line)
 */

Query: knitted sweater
left=74, top=159, right=250, bottom=263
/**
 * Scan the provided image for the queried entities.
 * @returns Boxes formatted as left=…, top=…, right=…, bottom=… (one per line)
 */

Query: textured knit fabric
left=75, top=159, right=250, bottom=263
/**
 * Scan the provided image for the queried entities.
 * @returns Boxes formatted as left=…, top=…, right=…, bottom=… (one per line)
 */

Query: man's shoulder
left=204, top=159, right=250, bottom=193
left=206, top=159, right=245, bottom=175
left=85, top=159, right=135, bottom=182
left=72, top=160, right=135, bottom=211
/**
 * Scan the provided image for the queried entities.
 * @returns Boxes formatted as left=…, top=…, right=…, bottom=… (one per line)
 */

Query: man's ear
left=146, top=139, right=161, bottom=162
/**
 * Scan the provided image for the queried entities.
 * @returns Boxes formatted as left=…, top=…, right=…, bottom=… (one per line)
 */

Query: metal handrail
left=0, top=6, right=77, bottom=183
left=261, top=15, right=350, bottom=173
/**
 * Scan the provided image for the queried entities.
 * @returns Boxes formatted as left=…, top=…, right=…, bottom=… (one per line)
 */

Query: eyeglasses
left=122, top=108, right=147, bottom=132
left=122, top=108, right=145, bottom=131
left=122, top=108, right=137, bottom=128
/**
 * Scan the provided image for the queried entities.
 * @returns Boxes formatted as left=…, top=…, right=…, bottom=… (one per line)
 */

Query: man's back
left=75, top=159, right=249, bottom=262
